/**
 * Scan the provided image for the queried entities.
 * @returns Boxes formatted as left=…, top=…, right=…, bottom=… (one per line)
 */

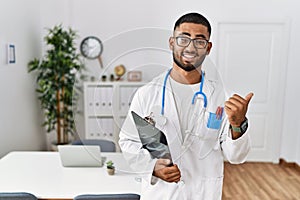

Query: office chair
left=0, top=192, right=37, bottom=200
left=74, top=193, right=140, bottom=200
left=72, top=139, right=116, bottom=152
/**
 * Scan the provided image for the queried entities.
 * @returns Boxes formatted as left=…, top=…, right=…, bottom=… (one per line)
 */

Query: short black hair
left=174, top=12, right=211, bottom=36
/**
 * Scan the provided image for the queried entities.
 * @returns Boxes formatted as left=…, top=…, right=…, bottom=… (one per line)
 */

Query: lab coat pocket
left=195, top=177, right=223, bottom=200
left=207, top=112, right=222, bottom=129
left=141, top=178, right=184, bottom=200
left=200, top=110, right=221, bottom=141
left=192, top=110, right=221, bottom=159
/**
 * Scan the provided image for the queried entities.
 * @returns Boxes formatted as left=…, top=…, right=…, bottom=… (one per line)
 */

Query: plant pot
left=107, top=168, right=115, bottom=175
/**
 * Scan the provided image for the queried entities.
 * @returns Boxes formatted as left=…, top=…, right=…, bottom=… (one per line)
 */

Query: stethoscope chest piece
left=151, top=105, right=167, bottom=126
left=156, top=115, right=167, bottom=126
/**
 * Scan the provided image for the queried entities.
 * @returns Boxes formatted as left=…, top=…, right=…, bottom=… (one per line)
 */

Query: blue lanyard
left=161, top=68, right=207, bottom=115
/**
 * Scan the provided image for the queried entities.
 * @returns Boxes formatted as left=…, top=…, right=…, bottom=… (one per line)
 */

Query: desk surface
left=0, top=151, right=141, bottom=199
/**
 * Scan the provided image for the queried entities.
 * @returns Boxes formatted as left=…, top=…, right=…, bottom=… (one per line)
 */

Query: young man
left=119, top=12, right=253, bottom=200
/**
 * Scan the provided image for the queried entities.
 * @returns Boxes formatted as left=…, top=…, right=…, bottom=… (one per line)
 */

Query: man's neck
left=170, top=64, right=202, bottom=84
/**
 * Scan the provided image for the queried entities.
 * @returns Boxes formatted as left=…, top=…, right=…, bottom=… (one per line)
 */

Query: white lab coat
left=119, top=70, right=250, bottom=200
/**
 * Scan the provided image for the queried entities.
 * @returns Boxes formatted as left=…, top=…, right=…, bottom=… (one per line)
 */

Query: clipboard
left=131, top=111, right=173, bottom=163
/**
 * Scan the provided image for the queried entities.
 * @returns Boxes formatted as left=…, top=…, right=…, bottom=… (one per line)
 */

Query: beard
left=172, top=52, right=204, bottom=72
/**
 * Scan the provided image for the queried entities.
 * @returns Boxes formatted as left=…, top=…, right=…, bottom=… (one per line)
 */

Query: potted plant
left=28, top=24, right=85, bottom=148
left=106, top=160, right=115, bottom=175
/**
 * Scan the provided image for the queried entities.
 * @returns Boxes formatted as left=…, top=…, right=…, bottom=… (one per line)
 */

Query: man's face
left=169, top=22, right=212, bottom=72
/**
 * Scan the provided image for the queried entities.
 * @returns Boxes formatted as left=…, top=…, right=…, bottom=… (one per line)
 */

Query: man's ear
left=206, top=42, right=212, bottom=55
left=169, top=37, right=174, bottom=50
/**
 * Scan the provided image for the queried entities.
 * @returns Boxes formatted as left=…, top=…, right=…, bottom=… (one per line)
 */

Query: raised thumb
left=245, top=92, right=254, bottom=103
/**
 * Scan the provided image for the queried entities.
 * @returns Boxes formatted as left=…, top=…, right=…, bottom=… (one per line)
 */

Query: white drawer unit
left=84, top=82, right=145, bottom=151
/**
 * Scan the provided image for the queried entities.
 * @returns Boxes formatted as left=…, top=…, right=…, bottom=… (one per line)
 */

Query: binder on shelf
left=104, top=87, right=113, bottom=111
left=84, top=82, right=145, bottom=147
left=87, top=118, right=98, bottom=138
left=120, top=86, right=139, bottom=112
left=86, top=87, right=95, bottom=115
left=119, top=87, right=127, bottom=111
left=103, top=118, right=114, bottom=139
left=94, top=87, right=102, bottom=115
left=128, top=87, right=139, bottom=107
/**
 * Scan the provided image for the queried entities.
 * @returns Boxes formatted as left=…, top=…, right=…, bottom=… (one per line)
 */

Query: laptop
left=58, top=145, right=103, bottom=167
left=131, top=111, right=173, bottom=164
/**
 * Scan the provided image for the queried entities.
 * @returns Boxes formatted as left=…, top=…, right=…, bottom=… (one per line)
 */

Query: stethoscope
left=158, top=68, right=215, bottom=160
left=161, top=68, right=208, bottom=116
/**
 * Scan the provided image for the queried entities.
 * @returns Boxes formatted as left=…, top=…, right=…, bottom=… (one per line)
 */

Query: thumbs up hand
left=224, top=92, right=254, bottom=128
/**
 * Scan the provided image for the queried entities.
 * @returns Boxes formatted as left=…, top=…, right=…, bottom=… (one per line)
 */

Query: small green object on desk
left=106, top=160, right=115, bottom=175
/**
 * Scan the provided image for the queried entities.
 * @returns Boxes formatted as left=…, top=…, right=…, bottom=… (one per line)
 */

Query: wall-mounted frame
left=7, top=44, right=16, bottom=64
left=127, top=71, right=142, bottom=82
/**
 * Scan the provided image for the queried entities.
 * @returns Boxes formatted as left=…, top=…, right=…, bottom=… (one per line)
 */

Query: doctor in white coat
left=119, top=12, right=254, bottom=200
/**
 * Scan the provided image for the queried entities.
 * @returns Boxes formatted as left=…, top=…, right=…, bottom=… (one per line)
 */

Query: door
left=216, top=21, right=289, bottom=162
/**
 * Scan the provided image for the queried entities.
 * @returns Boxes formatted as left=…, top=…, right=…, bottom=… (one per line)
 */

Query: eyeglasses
left=175, top=36, right=209, bottom=49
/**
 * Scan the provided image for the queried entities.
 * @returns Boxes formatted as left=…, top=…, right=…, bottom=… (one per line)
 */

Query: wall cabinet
left=83, top=82, right=145, bottom=151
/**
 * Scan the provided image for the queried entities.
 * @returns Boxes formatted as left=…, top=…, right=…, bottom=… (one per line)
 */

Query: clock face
left=80, top=36, right=103, bottom=59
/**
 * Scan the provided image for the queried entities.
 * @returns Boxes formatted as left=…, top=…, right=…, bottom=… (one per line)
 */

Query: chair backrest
left=72, top=139, right=116, bottom=152
left=0, top=192, right=37, bottom=200
left=74, top=194, right=140, bottom=200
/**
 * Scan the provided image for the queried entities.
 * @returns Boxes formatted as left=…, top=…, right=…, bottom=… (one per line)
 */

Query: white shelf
left=83, top=81, right=145, bottom=151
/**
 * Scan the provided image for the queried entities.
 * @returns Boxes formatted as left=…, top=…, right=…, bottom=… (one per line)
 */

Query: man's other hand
left=153, top=159, right=181, bottom=183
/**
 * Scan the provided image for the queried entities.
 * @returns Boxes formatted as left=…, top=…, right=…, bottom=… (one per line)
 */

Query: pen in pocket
left=216, top=106, right=224, bottom=120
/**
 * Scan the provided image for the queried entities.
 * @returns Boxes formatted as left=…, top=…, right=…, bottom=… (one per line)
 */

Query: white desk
left=0, top=151, right=141, bottom=200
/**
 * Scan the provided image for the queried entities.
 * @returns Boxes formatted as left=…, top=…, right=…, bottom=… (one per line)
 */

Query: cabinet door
left=119, top=86, right=140, bottom=113
left=84, top=82, right=145, bottom=151
left=86, top=117, right=114, bottom=141
left=85, top=85, right=113, bottom=115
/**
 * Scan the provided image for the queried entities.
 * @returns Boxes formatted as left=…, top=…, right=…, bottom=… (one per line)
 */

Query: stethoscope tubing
left=161, top=69, right=172, bottom=115
left=161, top=68, right=207, bottom=115
left=191, top=72, right=207, bottom=107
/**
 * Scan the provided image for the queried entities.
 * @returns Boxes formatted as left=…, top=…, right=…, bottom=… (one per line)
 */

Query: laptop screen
left=58, top=145, right=102, bottom=167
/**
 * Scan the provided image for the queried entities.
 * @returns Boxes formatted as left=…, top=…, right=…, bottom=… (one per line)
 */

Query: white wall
left=278, top=1, right=300, bottom=164
left=1, top=0, right=300, bottom=165
left=0, top=0, right=46, bottom=157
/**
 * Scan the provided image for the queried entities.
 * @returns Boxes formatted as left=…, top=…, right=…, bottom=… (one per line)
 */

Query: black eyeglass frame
left=175, top=36, right=209, bottom=49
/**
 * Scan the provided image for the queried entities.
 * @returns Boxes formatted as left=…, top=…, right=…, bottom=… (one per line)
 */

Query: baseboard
left=279, top=158, right=300, bottom=172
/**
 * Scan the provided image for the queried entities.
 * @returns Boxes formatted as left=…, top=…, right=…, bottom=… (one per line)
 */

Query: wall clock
left=80, top=36, right=104, bottom=68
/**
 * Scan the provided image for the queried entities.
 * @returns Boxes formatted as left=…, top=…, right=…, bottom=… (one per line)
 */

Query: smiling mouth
left=182, top=53, right=197, bottom=61
left=183, top=54, right=196, bottom=58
